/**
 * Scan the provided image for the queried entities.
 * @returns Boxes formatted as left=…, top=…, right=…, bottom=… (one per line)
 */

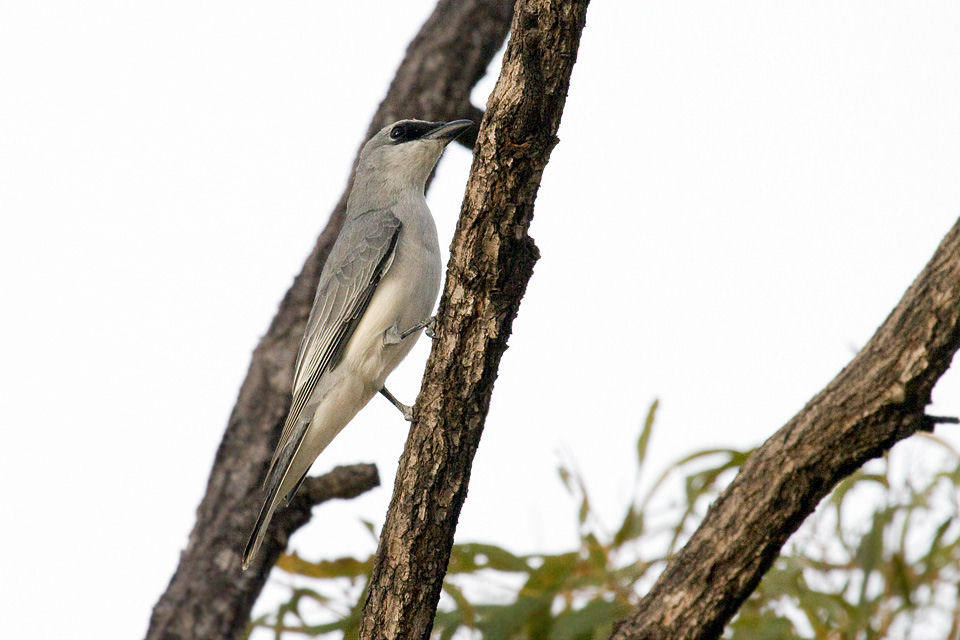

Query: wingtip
left=241, top=541, right=255, bottom=572
left=241, top=522, right=265, bottom=572
left=242, top=490, right=281, bottom=573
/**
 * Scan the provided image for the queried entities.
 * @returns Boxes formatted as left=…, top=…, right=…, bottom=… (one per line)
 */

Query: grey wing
left=268, top=209, right=402, bottom=480
left=242, top=210, right=402, bottom=570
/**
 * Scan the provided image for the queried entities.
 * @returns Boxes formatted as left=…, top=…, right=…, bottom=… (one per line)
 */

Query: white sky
left=2, top=1, right=959, bottom=638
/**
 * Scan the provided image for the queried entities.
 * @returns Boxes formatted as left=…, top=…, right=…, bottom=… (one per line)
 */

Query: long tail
left=242, top=495, right=278, bottom=571
left=241, top=419, right=310, bottom=571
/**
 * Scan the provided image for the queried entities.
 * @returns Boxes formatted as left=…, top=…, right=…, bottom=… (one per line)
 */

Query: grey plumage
left=242, top=118, right=473, bottom=570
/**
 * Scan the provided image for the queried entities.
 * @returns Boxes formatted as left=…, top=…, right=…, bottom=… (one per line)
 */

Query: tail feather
left=242, top=419, right=310, bottom=571
left=242, top=496, right=278, bottom=571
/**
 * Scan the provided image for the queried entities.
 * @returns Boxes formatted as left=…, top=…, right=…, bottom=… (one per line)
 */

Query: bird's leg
left=383, top=317, right=438, bottom=347
left=400, top=316, right=438, bottom=340
left=380, top=387, right=414, bottom=421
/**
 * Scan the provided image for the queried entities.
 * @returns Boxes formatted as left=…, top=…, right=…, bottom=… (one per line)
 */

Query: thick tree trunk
left=611, top=217, right=960, bottom=639
left=357, top=1, right=592, bottom=638
left=144, top=2, right=514, bottom=639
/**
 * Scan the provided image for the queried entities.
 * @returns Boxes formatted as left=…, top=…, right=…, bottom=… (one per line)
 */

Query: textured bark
left=611, top=218, right=960, bottom=639
left=357, top=1, right=591, bottom=638
left=144, top=2, right=514, bottom=639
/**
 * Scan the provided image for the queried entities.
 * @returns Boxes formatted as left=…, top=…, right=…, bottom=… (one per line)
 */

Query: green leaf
left=854, top=507, right=894, bottom=579
left=275, top=552, right=372, bottom=579
left=642, top=446, right=751, bottom=513
left=433, top=610, right=465, bottom=640
left=671, top=447, right=752, bottom=469
left=890, top=552, right=913, bottom=607
left=441, top=581, right=476, bottom=628
left=829, top=469, right=890, bottom=533
left=478, top=594, right=553, bottom=640
left=583, top=532, right=608, bottom=573
left=447, top=542, right=531, bottom=574
left=928, top=518, right=953, bottom=558
left=728, top=610, right=801, bottom=640
left=612, top=505, right=644, bottom=549
left=522, top=552, right=579, bottom=594
left=578, top=493, right=590, bottom=526
left=636, top=399, right=658, bottom=471
left=360, top=519, right=378, bottom=542
left=549, top=600, right=629, bottom=640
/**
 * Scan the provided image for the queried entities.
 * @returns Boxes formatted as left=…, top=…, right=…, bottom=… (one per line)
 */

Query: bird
left=241, top=118, right=474, bottom=570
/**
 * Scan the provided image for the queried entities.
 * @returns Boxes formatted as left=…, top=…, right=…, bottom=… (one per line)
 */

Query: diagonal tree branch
left=267, top=464, right=381, bottom=565
left=611, top=217, right=960, bottom=639
left=357, top=0, right=592, bottom=638
left=144, top=2, right=514, bottom=639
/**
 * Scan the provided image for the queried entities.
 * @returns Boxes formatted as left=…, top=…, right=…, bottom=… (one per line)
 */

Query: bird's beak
left=423, top=119, right=474, bottom=141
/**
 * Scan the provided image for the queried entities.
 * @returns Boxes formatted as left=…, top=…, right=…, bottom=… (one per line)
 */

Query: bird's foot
left=383, top=322, right=403, bottom=346
left=424, top=316, right=438, bottom=339
left=380, top=387, right=414, bottom=421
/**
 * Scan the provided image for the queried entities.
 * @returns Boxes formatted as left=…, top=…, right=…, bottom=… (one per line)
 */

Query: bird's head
left=355, top=119, right=474, bottom=192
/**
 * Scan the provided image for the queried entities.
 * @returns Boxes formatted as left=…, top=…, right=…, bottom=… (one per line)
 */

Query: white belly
left=338, top=227, right=442, bottom=392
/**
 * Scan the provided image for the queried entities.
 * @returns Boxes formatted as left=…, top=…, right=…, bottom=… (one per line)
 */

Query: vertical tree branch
left=144, top=2, right=514, bottom=639
left=357, top=1, right=592, bottom=638
left=611, top=218, right=960, bottom=639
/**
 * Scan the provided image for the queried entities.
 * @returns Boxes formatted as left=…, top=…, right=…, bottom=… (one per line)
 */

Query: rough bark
left=144, top=2, right=514, bottom=639
left=611, top=217, right=960, bottom=639
left=357, top=1, right=591, bottom=638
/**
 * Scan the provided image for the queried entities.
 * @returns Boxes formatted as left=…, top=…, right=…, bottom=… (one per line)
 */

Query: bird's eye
left=389, top=125, right=404, bottom=140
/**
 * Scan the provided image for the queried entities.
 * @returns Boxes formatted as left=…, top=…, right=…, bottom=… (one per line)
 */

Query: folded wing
left=242, top=208, right=401, bottom=569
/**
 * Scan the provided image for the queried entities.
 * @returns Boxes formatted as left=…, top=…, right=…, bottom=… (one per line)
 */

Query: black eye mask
left=389, top=121, right=441, bottom=144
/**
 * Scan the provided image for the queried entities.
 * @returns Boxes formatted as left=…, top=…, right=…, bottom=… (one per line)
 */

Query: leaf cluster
left=249, top=403, right=960, bottom=639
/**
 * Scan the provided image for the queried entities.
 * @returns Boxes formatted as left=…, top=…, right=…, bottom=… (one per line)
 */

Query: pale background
left=1, top=1, right=959, bottom=638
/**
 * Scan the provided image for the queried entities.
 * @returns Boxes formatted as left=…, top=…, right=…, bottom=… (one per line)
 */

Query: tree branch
left=357, top=0, right=592, bottom=638
left=611, top=217, right=960, bottom=639
left=144, top=2, right=514, bottom=639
